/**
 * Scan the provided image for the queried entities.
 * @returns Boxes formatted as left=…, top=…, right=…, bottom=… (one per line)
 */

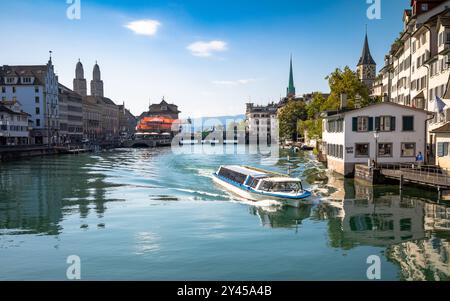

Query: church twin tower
left=73, top=60, right=104, bottom=97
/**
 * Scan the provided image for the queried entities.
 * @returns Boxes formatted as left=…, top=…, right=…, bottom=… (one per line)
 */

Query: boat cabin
left=216, top=166, right=304, bottom=193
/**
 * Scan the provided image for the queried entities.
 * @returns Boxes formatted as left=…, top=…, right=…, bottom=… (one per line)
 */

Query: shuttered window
left=402, top=116, right=414, bottom=131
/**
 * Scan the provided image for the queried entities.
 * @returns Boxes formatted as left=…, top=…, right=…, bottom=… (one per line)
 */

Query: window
left=378, top=143, right=393, bottom=157
left=355, top=143, right=370, bottom=157
left=12, top=86, right=16, bottom=93
left=36, top=119, right=40, bottom=127
left=402, top=116, right=414, bottom=131
left=401, top=143, right=416, bottom=157
left=35, top=107, right=40, bottom=115
left=1, top=87, right=5, bottom=93
left=35, top=97, right=39, bottom=104
left=35, top=86, right=39, bottom=93
left=438, top=142, right=449, bottom=157
left=376, top=116, right=395, bottom=131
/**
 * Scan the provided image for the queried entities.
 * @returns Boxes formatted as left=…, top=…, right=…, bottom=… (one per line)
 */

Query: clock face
left=359, top=65, right=375, bottom=80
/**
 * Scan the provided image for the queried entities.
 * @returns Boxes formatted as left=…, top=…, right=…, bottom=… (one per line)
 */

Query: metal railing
left=378, top=162, right=450, bottom=186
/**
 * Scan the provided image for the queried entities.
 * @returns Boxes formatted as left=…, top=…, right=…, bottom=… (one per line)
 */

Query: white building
left=245, top=102, right=278, bottom=144
left=0, top=100, right=31, bottom=145
left=0, top=56, right=59, bottom=145
left=322, top=101, right=432, bottom=176
left=378, top=1, right=450, bottom=162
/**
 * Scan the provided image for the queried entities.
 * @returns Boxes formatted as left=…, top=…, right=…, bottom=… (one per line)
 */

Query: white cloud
left=187, top=40, right=227, bottom=57
left=125, top=19, right=161, bottom=37
left=212, top=78, right=258, bottom=86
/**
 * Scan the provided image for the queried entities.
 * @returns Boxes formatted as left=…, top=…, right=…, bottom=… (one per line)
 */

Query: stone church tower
left=357, top=32, right=376, bottom=87
left=90, top=62, right=104, bottom=97
left=73, top=60, right=87, bottom=97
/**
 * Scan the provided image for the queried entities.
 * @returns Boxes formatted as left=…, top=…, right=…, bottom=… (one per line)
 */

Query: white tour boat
left=212, top=165, right=312, bottom=206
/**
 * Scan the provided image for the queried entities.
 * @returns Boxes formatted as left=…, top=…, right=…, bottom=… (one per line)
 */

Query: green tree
left=278, top=100, right=307, bottom=141
left=298, top=118, right=323, bottom=140
left=306, top=92, right=327, bottom=119
left=324, top=66, right=371, bottom=111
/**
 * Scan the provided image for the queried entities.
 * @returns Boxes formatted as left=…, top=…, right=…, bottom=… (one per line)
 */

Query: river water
left=0, top=146, right=449, bottom=280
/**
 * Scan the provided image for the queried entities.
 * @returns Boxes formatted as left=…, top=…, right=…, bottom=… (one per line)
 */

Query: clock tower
left=357, top=32, right=376, bottom=87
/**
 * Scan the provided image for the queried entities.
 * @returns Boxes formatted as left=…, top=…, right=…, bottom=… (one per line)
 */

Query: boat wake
left=173, top=188, right=227, bottom=199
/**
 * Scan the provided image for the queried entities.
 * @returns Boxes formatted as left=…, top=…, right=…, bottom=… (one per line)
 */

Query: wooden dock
left=379, top=163, right=450, bottom=190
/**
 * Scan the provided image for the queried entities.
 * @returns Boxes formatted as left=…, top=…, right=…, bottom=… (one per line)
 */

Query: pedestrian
left=416, top=151, right=424, bottom=168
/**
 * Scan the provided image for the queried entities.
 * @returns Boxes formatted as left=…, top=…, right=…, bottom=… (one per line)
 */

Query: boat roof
left=266, top=177, right=301, bottom=183
left=221, top=165, right=268, bottom=177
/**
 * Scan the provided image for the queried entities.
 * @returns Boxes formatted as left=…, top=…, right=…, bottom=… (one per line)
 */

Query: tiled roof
left=431, top=122, right=450, bottom=133
left=0, top=65, right=48, bottom=86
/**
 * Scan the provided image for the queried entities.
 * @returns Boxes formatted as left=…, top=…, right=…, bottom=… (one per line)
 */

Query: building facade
left=72, top=61, right=123, bottom=142
left=118, top=103, right=137, bottom=138
left=377, top=0, right=450, bottom=163
left=245, top=102, right=278, bottom=144
left=140, top=98, right=180, bottom=120
left=82, top=96, right=102, bottom=141
left=58, top=84, right=83, bottom=145
left=0, top=57, right=59, bottom=145
left=0, top=100, right=30, bottom=145
left=322, top=102, right=431, bottom=176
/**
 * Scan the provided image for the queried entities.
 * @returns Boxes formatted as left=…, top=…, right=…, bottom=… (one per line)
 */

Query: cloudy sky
left=0, top=0, right=408, bottom=117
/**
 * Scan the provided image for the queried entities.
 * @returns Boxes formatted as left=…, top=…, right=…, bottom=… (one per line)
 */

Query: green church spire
left=287, top=55, right=296, bottom=97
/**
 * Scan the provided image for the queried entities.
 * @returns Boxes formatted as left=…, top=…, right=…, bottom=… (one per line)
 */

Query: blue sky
left=0, top=0, right=409, bottom=117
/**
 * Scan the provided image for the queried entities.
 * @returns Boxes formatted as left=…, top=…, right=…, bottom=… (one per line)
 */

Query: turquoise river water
left=0, top=146, right=449, bottom=280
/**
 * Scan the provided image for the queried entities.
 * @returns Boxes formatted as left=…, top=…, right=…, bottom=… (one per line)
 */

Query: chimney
left=340, top=94, right=348, bottom=110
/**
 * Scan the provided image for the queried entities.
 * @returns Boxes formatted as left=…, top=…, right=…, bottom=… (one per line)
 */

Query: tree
left=306, top=92, right=327, bottom=119
left=278, top=100, right=307, bottom=141
left=298, top=118, right=323, bottom=140
left=324, top=66, right=371, bottom=111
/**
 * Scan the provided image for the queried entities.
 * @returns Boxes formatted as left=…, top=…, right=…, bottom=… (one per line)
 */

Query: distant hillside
left=187, top=114, right=245, bottom=131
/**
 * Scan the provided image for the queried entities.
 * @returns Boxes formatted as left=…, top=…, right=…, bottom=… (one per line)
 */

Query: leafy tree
left=306, top=92, right=327, bottom=119
left=324, top=66, right=371, bottom=111
left=298, top=118, right=323, bottom=140
left=278, top=100, right=307, bottom=140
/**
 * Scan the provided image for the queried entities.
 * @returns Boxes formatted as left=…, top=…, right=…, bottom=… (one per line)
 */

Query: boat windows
left=250, top=179, right=260, bottom=189
left=259, top=181, right=273, bottom=191
left=218, top=167, right=247, bottom=184
left=270, top=182, right=302, bottom=193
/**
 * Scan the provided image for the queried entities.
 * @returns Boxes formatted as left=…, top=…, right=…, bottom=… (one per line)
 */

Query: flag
left=435, top=96, right=446, bottom=113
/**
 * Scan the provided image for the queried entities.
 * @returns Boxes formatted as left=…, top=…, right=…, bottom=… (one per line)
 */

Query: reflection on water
left=0, top=155, right=123, bottom=236
left=0, top=147, right=449, bottom=280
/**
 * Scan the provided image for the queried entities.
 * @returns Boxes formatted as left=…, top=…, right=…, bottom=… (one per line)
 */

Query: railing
left=378, top=163, right=450, bottom=187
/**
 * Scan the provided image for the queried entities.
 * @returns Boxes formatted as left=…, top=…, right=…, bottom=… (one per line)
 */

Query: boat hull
left=212, top=174, right=311, bottom=207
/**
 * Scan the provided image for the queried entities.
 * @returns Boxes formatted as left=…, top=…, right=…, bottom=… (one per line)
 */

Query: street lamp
left=373, top=130, right=380, bottom=168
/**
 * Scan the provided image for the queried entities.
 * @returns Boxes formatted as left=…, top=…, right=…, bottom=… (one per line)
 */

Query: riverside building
left=377, top=0, right=450, bottom=162
left=0, top=56, right=59, bottom=145
left=321, top=101, right=431, bottom=176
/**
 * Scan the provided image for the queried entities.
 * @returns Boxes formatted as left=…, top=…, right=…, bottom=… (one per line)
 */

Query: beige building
left=58, top=84, right=83, bottom=145
left=73, top=60, right=122, bottom=142
left=378, top=1, right=450, bottom=163
left=431, top=122, right=450, bottom=168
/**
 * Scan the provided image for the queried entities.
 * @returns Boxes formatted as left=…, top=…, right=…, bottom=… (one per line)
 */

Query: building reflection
left=251, top=176, right=450, bottom=280
left=319, top=180, right=450, bottom=280
left=0, top=155, right=121, bottom=235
